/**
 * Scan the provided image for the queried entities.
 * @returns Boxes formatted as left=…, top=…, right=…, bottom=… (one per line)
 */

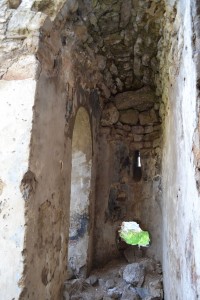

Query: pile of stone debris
left=63, top=249, right=163, bottom=300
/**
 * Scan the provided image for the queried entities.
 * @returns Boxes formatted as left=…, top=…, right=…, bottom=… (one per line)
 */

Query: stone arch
left=68, top=106, right=92, bottom=277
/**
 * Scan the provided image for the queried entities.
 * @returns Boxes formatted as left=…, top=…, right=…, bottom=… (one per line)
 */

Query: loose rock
left=123, top=263, right=145, bottom=286
left=105, top=279, right=115, bottom=289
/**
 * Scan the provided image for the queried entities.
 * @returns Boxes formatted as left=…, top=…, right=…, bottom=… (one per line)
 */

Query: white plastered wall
left=0, top=79, right=36, bottom=299
left=162, top=0, right=200, bottom=298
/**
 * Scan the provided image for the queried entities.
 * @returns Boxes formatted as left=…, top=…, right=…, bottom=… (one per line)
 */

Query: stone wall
left=1, top=0, right=200, bottom=299
left=160, top=0, right=200, bottom=298
left=94, top=86, right=163, bottom=265
left=0, top=1, right=100, bottom=299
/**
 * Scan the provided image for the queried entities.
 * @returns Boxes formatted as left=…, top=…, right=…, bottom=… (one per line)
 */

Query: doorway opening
left=68, top=107, right=92, bottom=278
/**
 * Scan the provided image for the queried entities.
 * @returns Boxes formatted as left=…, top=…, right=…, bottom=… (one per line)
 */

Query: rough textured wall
left=3, top=0, right=200, bottom=299
left=161, top=0, right=200, bottom=298
left=94, top=87, right=163, bottom=265
left=72, top=0, right=165, bottom=96
left=20, top=31, right=99, bottom=300
left=0, top=1, right=39, bottom=299
left=0, top=80, right=36, bottom=300
left=0, top=0, right=100, bottom=299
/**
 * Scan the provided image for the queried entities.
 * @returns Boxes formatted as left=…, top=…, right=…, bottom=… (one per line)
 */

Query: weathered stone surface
left=153, top=124, right=162, bottom=132
left=135, top=287, right=150, bottom=298
left=114, top=87, right=155, bottom=111
left=86, top=275, right=98, bottom=286
left=123, top=124, right=131, bottom=132
left=144, top=125, right=153, bottom=133
left=107, top=287, right=122, bottom=299
left=110, top=63, right=118, bottom=76
left=105, top=279, right=115, bottom=289
left=142, top=54, right=151, bottom=67
left=8, top=0, right=21, bottom=9
left=120, top=0, right=132, bottom=28
left=3, top=55, right=40, bottom=80
left=144, top=131, right=160, bottom=141
left=119, top=109, right=139, bottom=125
left=74, top=23, right=88, bottom=42
left=153, top=138, right=160, bottom=148
left=7, top=10, right=36, bottom=35
left=101, top=103, right=119, bottom=126
left=143, top=141, right=152, bottom=149
left=123, top=263, right=144, bottom=286
left=134, top=134, right=143, bottom=142
left=132, top=125, right=144, bottom=134
left=139, top=109, right=158, bottom=125
left=96, top=55, right=107, bottom=71
left=121, top=286, right=140, bottom=300
left=130, top=142, right=143, bottom=150
left=63, top=290, right=70, bottom=300
left=143, top=274, right=163, bottom=298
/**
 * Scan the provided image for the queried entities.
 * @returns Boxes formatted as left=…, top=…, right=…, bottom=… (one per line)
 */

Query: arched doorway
left=68, top=107, right=92, bottom=277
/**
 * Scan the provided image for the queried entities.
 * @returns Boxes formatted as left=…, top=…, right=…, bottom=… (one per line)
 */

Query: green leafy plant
left=119, top=221, right=150, bottom=247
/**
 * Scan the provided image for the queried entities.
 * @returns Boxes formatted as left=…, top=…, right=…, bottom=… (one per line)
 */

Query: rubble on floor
left=63, top=251, right=163, bottom=300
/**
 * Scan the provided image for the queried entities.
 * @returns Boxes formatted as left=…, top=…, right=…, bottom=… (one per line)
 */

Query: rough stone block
left=86, top=275, right=98, bottom=286
left=132, top=125, right=144, bottom=134
left=110, top=63, right=118, bottom=75
left=101, top=103, right=119, bottom=126
left=96, top=55, right=107, bottom=71
left=7, top=10, right=36, bottom=35
left=123, top=263, right=144, bottom=286
left=135, top=287, right=150, bottom=298
left=63, top=291, right=70, bottom=300
left=143, top=273, right=163, bottom=298
left=142, top=53, right=151, bottom=66
left=114, top=86, right=155, bottom=111
left=143, top=141, right=152, bottom=148
left=154, top=102, right=160, bottom=111
left=121, top=286, right=140, bottom=300
left=119, top=109, right=139, bottom=125
left=130, top=142, right=143, bottom=150
left=139, top=109, right=158, bottom=125
left=8, top=0, right=21, bottom=9
left=144, top=131, right=160, bottom=141
left=74, top=23, right=88, bottom=42
left=144, top=125, right=153, bottom=133
left=3, top=55, right=40, bottom=80
left=123, top=124, right=131, bottom=132
left=153, top=124, right=162, bottom=132
left=100, top=127, right=111, bottom=135
left=105, top=279, right=115, bottom=289
left=120, top=0, right=132, bottom=27
left=116, top=129, right=126, bottom=136
left=134, top=134, right=144, bottom=142
left=153, top=138, right=160, bottom=148
left=107, top=287, right=122, bottom=299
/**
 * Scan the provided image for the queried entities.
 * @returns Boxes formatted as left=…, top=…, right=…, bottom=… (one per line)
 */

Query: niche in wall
left=68, top=107, right=92, bottom=277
